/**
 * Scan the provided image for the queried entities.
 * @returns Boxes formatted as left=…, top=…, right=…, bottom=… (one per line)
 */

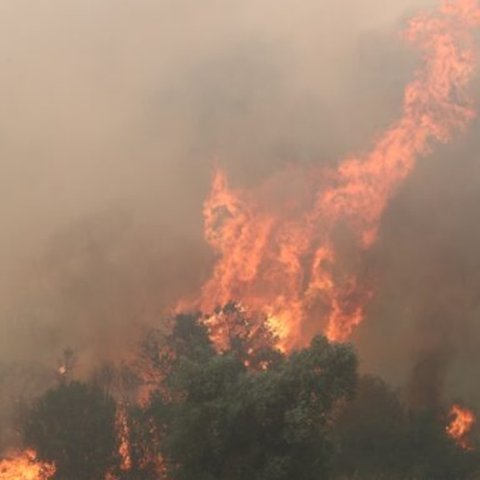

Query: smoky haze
left=3, top=0, right=478, bottom=411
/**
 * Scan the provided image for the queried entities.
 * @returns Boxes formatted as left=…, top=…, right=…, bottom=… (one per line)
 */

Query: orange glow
left=0, top=450, right=55, bottom=480
left=446, top=404, right=476, bottom=450
left=195, top=0, right=480, bottom=350
left=116, top=406, right=132, bottom=472
left=203, top=302, right=281, bottom=365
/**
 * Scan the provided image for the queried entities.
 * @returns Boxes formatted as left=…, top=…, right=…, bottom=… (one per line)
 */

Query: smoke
left=2, top=0, right=480, bottom=418
left=357, top=120, right=480, bottom=403
left=0, top=0, right=429, bottom=362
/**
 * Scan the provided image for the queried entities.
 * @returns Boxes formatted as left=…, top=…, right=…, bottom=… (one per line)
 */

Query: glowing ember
left=196, top=0, right=480, bottom=350
left=0, top=450, right=55, bottom=480
left=446, top=404, right=476, bottom=450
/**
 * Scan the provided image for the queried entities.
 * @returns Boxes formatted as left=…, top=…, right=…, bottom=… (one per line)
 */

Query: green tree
left=333, top=375, right=410, bottom=478
left=22, top=381, right=116, bottom=480
left=144, top=313, right=357, bottom=480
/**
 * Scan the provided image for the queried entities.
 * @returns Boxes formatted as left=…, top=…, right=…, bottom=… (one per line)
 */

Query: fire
left=116, top=406, right=132, bottom=472
left=0, top=450, right=55, bottom=480
left=446, top=404, right=476, bottom=450
left=105, top=405, right=133, bottom=480
left=197, top=0, right=480, bottom=350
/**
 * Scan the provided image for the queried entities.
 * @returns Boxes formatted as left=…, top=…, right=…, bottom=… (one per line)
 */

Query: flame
left=116, top=406, right=132, bottom=472
left=196, top=0, right=480, bottom=350
left=446, top=404, right=476, bottom=450
left=105, top=406, right=133, bottom=480
left=0, top=450, right=55, bottom=480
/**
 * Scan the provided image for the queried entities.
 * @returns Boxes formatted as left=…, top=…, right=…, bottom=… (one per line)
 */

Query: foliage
left=333, top=375, right=480, bottom=480
left=22, top=381, right=116, bottom=480
left=144, top=313, right=357, bottom=480
left=333, top=375, right=410, bottom=477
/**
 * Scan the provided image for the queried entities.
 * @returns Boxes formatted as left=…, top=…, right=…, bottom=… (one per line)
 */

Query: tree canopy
left=144, top=313, right=358, bottom=480
left=23, top=381, right=116, bottom=480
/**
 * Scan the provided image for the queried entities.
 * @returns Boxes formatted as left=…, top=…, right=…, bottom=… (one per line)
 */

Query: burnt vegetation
left=4, top=308, right=480, bottom=480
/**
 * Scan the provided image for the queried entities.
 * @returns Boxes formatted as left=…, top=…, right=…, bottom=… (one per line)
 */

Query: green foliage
left=334, top=375, right=409, bottom=476
left=22, top=381, right=116, bottom=480
left=145, top=314, right=358, bottom=480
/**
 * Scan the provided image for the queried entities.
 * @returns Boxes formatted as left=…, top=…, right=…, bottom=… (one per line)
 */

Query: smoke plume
left=1, top=0, right=480, bottom=418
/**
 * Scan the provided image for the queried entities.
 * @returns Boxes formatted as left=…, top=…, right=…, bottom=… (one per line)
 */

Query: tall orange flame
left=116, top=406, right=132, bottom=472
left=446, top=404, right=476, bottom=450
left=105, top=406, right=133, bottom=480
left=0, top=450, right=55, bottom=480
left=198, top=0, right=480, bottom=350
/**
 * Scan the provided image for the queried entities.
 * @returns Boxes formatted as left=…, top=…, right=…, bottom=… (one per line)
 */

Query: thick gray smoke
left=3, top=0, right=479, bottom=425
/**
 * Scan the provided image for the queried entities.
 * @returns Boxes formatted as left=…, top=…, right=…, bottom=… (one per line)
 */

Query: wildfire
left=196, top=0, right=480, bottom=350
left=446, top=404, right=476, bottom=450
left=0, top=450, right=55, bottom=480
left=105, top=406, right=133, bottom=480
left=116, top=406, right=132, bottom=472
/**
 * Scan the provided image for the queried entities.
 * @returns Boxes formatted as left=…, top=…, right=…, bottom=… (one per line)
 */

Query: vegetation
left=22, top=382, right=116, bottom=480
left=146, top=314, right=357, bottom=480
left=16, top=311, right=480, bottom=479
left=334, top=376, right=480, bottom=479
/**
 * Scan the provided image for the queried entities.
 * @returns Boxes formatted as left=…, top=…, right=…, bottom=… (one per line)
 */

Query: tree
left=333, top=375, right=480, bottom=480
left=0, top=361, right=53, bottom=452
left=333, top=375, right=410, bottom=478
left=22, top=381, right=116, bottom=480
left=405, top=408, right=480, bottom=480
left=204, top=302, right=283, bottom=370
left=143, top=313, right=357, bottom=480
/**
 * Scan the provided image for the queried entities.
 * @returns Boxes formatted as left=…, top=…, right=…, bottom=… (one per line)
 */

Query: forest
left=1, top=305, right=479, bottom=480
